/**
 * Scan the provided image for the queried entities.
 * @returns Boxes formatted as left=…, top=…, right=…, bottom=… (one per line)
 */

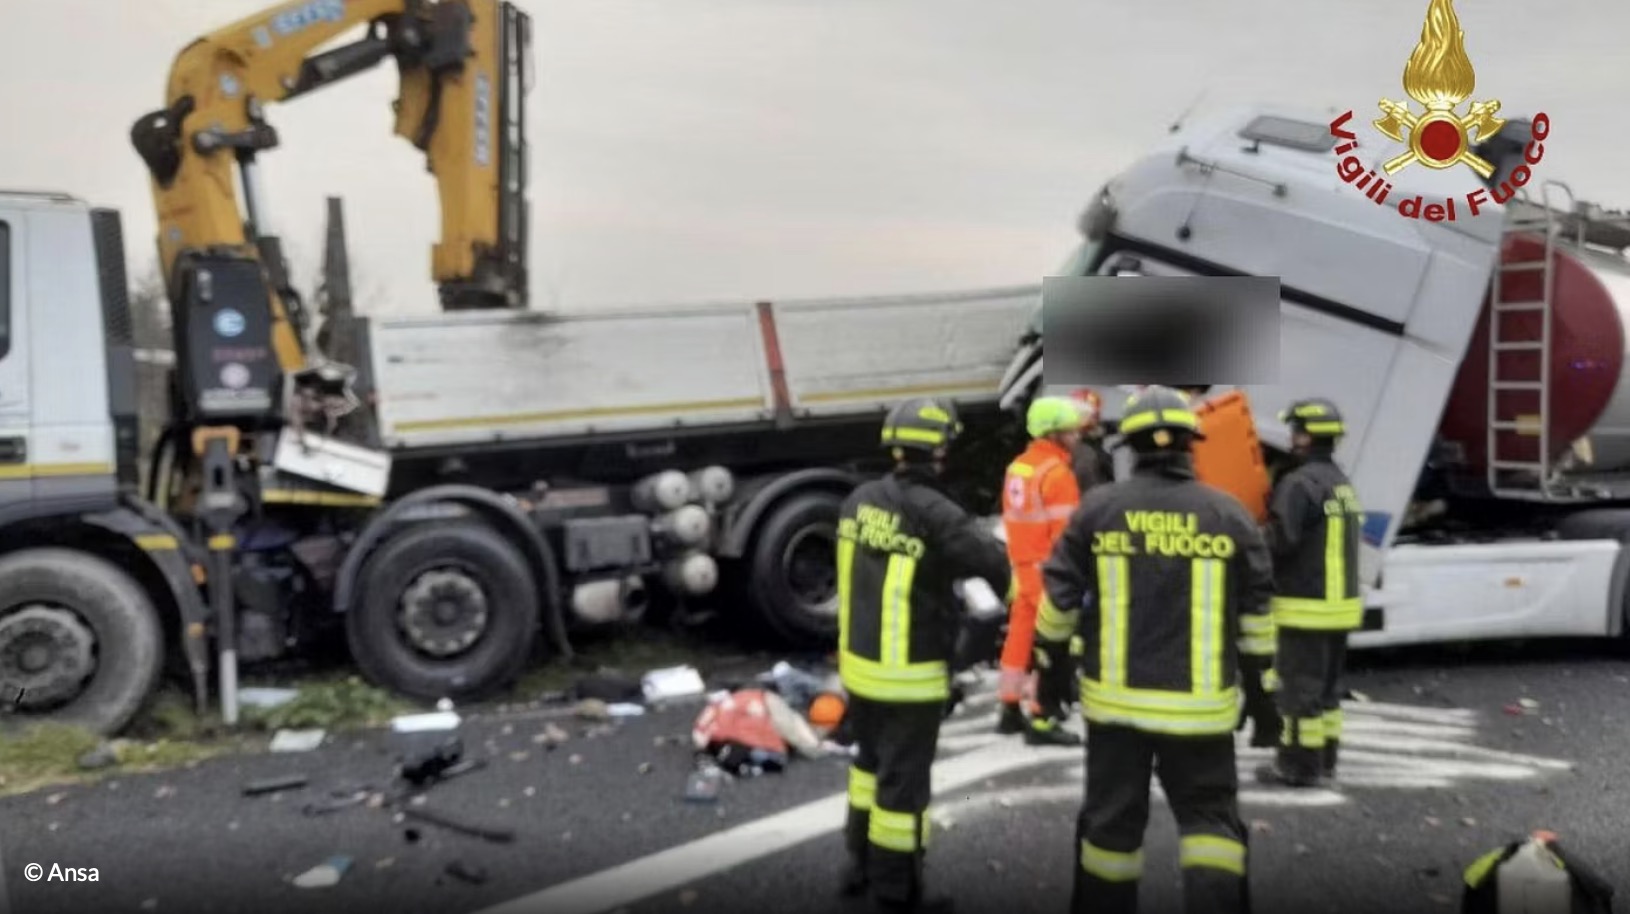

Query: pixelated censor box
left=1041, top=276, right=1281, bottom=386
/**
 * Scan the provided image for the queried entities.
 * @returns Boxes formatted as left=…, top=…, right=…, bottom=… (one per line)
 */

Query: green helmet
left=1118, top=385, right=1204, bottom=449
left=1026, top=396, right=1084, bottom=439
left=880, top=397, right=963, bottom=453
left=1279, top=397, right=1345, bottom=438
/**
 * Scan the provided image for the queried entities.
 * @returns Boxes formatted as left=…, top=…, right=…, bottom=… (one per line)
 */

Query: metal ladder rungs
left=1493, top=341, right=1545, bottom=352
left=1494, top=301, right=1546, bottom=312
left=1492, top=380, right=1543, bottom=391
left=1490, top=460, right=1546, bottom=472
left=1500, top=261, right=1548, bottom=272
left=1490, top=420, right=1536, bottom=431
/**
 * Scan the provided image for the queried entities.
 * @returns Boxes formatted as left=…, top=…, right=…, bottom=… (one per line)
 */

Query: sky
left=0, top=0, right=1623, bottom=315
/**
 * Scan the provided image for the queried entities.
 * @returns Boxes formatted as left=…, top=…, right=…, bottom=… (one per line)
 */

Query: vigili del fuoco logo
left=1328, top=0, right=1551, bottom=223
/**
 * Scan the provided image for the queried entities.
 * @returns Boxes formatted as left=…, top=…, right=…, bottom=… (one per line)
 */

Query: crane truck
left=0, top=0, right=1033, bottom=735
left=997, top=101, right=1630, bottom=652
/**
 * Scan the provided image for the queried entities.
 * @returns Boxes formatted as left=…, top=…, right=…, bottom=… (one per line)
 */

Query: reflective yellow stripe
left=207, top=534, right=235, bottom=550
left=848, top=767, right=876, bottom=810
left=1191, top=558, right=1224, bottom=694
left=1081, top=841, right=1143, bottom=882
left=1069, top=635, right=1084, bottom=657
left=868, top=807, right=919, bottom=853
left=1270, top=595, right=1363, bottom=630
left=1327, top=513, right=1346, bottom=603
left=1098, top=555, right=1129, bottom=688
left=1282, top=716, right=1325, bottom=748
left=1119, top=409, right=1196, bottom=434
left=134, top=534, right=179, bottom=551
left=837, top=537, right=856, bottom=654
left=1008, top=463, right=1035, bottom=478
left=840, top=653, right=949, bottom=702
left=1079, top=679, right=1239, bottom=734
left=1239, top=611, right=1275, bottom=656
left=1463, top=846, right=1508, bottom=888
left=1237, top=634, right=1275, bottom=656
left=1322, top=708, right=1343, bottom=740
left=882, top=554, right=916, bottom=667
left=1035, top=595, right=1077, bottom=642
left=1262, top=668, right=1280, bottom=692
left=0, top=461, right=115, bottom=480
left=1179, top=835, right=1246, bottom=875
left=884, top=426, right=944, bottom=446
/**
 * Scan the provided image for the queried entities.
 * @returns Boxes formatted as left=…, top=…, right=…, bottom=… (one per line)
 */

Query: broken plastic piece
left=292, top=855, right=352, bottom=889
left=269, top=729, right=325, bottom=753
left=643, top=666, right=706, bottom=703
left=445, top=860, right=490, bottom=884
left=243, top=774, right=309, bottom=796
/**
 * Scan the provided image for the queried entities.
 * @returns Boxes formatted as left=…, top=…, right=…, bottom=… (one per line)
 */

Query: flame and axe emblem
left=1373, top=0, right=1505, bottom=177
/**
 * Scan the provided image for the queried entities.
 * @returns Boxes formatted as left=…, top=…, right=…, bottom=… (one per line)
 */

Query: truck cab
left=998, top=104, right=1630, bottom=650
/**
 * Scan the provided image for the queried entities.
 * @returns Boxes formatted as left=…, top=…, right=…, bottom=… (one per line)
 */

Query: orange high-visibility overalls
left=998, top=438, right=1081, bottom=709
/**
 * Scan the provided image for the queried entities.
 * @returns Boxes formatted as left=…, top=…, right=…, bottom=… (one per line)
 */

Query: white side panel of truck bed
left=370, top=306, right=774, bottom=450
left=771, top=287, right=1038, bottom=417
left=368, top=287, right=1039, bottom=451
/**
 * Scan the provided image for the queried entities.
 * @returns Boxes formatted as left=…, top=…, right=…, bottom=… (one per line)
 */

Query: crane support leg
left=192, top=426, right=247, bottom=725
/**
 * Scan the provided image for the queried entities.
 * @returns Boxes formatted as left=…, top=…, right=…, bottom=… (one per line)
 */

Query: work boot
left=838, top=863, right=869, bottom=898
left=1254, top=761, right=1320, bottom=788
left=1024, top=717, right=1082, bottom=747
left=995, top=703, right=1026, bottom=735
left=1321, top=741, right=1340, bottom=780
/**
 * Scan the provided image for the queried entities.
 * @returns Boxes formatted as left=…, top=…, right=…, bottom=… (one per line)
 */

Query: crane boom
left=130, top=0, right=531, bottom=389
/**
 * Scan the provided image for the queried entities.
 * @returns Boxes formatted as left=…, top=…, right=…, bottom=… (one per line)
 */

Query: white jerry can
left=1461, top=831, right=1615, bottom=914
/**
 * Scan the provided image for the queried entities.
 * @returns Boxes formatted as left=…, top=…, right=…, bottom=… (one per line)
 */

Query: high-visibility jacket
left=1002, top=439, right=1080, bottom=566
left=1035, top=459, right=1277, bottom=736
left=837, top=467, right=1014, bottom=704
left=1264, top=455, right=1364, bottom=631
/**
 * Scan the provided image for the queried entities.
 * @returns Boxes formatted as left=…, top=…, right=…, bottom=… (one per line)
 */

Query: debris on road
left=606, top=702, right=645, bottom=717
left=400, top=805, right=515, bottom=843
left=242, top=774, right=311, bottom=797
left=445, top=860, right=490, bottom=885
left=292, top=855, right=352, bottom=889
left=643, top=665, right=706, bottom=703
left=237, top=687, right=299, bottom=710
left=684, top=763, right=724, bottom=803
left=269, top=729, right=326, bottom=753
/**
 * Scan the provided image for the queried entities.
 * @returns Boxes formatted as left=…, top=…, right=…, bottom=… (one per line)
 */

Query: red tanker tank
left=1439, top=234, right=1625, bottom=475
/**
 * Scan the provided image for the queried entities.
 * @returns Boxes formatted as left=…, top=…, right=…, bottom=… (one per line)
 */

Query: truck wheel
left=347, top=520, right=538, bottom=703
left=747, top=492, right=844, bottom=647
left=0, top=549, right=163, bottom=736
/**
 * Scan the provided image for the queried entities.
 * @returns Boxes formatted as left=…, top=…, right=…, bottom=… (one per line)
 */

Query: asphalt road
left=2, top=641, right=1628, bottom=914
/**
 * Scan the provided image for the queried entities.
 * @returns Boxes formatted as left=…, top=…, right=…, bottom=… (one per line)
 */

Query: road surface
left=1, top=643, right=1625, bottom=914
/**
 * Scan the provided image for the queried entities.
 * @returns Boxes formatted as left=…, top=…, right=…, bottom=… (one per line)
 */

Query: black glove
left=1239, top=658, right=1281, bottom=748
left=944, top=681, right=967, bottom=720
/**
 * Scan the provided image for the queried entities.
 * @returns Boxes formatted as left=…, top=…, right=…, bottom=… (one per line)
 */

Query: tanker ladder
left=1485, top=179, right=1573, bottom=500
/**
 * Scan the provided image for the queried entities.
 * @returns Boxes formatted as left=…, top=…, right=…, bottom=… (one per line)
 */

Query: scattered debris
left=643, top=665, right=706, bottom=704
left=400, top=738, right=467, bottom=786
left=153, top=785, right=175, bottom=799
left=569, top=754, right=584, bottom=765
left=45, top=792, right=66, bottom=805
left=446, top=860, right=490, bottom=885
left=76, top=743, right=119, bottom=771
left=606, top=703, right=646, bottom=718
left=292, top=855, right=352, bottom=889
left=1518, top=698, right=1540, bottom=710
left=303, top=789, right=374, bottom=817
left=1460, top=817, right=1478, bottom=827
left=401, top=805, right=515, bottom=843
left=684, top=764, right=724, bottom=803
left=1249, top=819, right=1273, bottom=835
left=243, top=774, right=309, bottom=797
left=269, top=729, right=326, bottom=753
left=572, top=671, right=645, bottom=703
left=678, top=888, right=700, bottom=906
left=1424, top=817, right=1442, bottom=827
left=237, top=687, right=299, bottom=710
left=638, top=762, right=653, bottom=775
left=532, top=724, right=570, bottom=747
left=374, top=857, right=395, bottom=870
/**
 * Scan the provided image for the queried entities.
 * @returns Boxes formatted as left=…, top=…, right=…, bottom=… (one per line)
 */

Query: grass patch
left=239, top=675, right=415, bottom=732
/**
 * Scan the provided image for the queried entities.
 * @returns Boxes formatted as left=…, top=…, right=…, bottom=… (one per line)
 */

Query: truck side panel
left=370, top=305, right=774, bottom=450
left=773, top=288, right=1035, bottom=416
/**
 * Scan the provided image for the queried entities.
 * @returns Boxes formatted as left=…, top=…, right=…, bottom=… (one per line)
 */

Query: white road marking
left=472, top=681, right=1571, bottom=914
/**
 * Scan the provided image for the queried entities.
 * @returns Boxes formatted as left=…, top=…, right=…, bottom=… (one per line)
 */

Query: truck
left=996, top=100, right=1630, bottom=651
left=0, top=0, right=1033, bottom=735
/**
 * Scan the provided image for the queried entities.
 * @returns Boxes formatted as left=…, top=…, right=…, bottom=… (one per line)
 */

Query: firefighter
left=995, top=396, right=1087, bottom=746
left=1255, top=397, right=1365, bottom=788
left=838, top=396, right=1013, bottom=914
left=1035, top=385, right=1276, bottom=914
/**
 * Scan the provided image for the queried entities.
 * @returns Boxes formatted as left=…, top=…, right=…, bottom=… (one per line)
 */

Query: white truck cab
left=998, top=104, right=1630, bottom=650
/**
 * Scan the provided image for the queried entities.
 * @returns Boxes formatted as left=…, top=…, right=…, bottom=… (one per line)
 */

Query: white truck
left=997, top=103, right=1630, bottom=650
left=0, top=188, right=1031, bottom=734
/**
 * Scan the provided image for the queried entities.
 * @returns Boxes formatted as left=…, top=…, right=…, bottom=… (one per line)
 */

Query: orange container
left=1190, top=390, right=1271, bottom=522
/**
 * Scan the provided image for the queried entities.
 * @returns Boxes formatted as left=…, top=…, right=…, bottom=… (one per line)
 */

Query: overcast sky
left=1, top=0, right=1621, bottom=314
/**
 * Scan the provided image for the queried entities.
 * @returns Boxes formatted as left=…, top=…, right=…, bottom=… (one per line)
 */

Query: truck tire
left=0, top=548, right=163, bottom=736
left=747, top=492, right=844, bottom=647
left=347, top=520, right=538, bottom=703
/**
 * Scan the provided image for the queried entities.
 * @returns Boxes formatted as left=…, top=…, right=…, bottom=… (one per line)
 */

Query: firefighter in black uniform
left=838, top=396, right=1013, bottom=914
left=1255, top=397, right=1365, bottom=788
left=1035, top=386, right=1276, bottom=914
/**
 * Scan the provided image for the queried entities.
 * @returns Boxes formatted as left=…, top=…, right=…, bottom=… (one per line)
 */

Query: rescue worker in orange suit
left=995, top=396, right=1086, bottom=746
left=837, top=396, right=1013, bottom=914
left=1035, top=386, right=1276, bottom=914
left=1255, top=398, right=1365, bottom=788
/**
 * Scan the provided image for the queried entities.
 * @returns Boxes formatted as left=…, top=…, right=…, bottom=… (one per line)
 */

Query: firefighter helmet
left=880, top=397, right=963, bottom=453
left=1279, top=398, right=1345, bottom=438
left=1026, top=396, right=1085, bottom=438
left=1118, top=385, right=1204, bottom=450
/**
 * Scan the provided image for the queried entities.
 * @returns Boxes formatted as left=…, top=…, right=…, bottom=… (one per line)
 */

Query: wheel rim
left=782, top=525, right=839, bottom=619
left=397, top=569, right=490, bottom=658
left=0, top=604, right=98, bottom=708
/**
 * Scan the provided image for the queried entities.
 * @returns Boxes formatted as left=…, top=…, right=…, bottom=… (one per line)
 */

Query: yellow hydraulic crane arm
left=131, top=0, right=532, bottom=380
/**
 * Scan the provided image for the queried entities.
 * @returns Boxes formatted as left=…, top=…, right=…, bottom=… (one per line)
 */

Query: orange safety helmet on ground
left=808, top=692, right=846, bottom=730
